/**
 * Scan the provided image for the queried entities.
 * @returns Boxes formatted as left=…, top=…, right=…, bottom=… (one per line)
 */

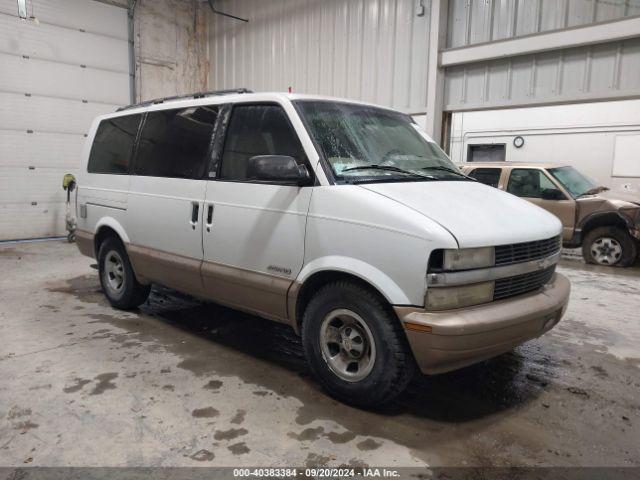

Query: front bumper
left=395, top=273, right=570, bottom=375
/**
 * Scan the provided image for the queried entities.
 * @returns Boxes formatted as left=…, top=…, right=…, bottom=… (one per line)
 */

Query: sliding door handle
left=205, top=204, right=214, bottom=232
left=190, top=202, right=199, bottom=229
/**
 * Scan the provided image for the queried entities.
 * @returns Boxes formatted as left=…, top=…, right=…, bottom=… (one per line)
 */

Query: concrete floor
left=0, top=241, right=639, bottom=468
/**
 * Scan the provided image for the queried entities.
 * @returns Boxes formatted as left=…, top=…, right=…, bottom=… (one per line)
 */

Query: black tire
left=582, top=226, right=638, bottom=267
left=301, top=281, right=415, bottom=408
left=98, top=236, right=150, bottom=309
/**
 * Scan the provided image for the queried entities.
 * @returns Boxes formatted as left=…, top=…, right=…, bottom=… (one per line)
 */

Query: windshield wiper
left=420, top=165, right=475, bottom=180
left=342, top=164, right=435, bottom=179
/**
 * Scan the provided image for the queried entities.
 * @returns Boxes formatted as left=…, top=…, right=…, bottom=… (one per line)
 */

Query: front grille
left=494, top=236, right=561, bottom=266
left=493, top=266, right=556, bottom=301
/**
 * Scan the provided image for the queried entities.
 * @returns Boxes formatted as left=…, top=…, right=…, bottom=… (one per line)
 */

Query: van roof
left=105, top=90, right=396, bottom=120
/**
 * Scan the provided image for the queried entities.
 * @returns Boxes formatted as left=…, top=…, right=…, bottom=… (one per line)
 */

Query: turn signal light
left=404, top=322, right=432, bottom=333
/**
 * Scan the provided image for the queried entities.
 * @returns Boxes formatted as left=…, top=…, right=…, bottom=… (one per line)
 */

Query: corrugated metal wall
left=447, top=0, right=640, bottom=48
left=209, top=0, right=431, bottom=113
left=444, top=37, right=640, bottom=110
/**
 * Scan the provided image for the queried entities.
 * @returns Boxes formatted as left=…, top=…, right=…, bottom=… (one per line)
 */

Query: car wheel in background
left=301, top=281, right=415, bottom=408
left=582, top=226, right=638, bottom=267
left=98, top=236, right=151, bottom=309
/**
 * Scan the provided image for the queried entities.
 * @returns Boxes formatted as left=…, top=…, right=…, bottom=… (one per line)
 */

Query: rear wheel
left=301, top=281, right=415, bottom=408
left=98, top=236, right=150, bottom=309
left=582, top=226, right=637, bottom=267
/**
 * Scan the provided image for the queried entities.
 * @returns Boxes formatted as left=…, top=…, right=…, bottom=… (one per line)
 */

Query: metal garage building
left=0, top=0, right=130, bottom=240
left=210, top=0, right=640, bottom=189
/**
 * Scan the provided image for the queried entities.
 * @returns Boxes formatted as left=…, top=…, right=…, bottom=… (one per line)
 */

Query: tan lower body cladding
left=90, top=240, right=297, bottom=325
left=75, top=230, right=95, bottom=258
left=127, top=244, right=204, bottom=296
left=200, top=261, right=292, bottom=323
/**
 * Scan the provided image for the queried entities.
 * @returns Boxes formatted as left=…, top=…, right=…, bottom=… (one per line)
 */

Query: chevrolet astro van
left=75, top=90, right=570, bottom=407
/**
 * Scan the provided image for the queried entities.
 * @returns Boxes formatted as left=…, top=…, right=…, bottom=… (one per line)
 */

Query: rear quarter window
left=468, top=168, right=502, bottom=188
left=134, top=106, right=219, bottom=179
left=87, top=114, right=142, bottom=174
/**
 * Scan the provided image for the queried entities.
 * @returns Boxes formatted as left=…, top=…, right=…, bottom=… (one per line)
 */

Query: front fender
left=296, top=255, right=414, bottom=305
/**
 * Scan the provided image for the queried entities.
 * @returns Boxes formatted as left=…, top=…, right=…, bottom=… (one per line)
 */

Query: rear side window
left=220, top=105, right=305, bottom=181
left=87, top=114, right=141, bottom=174
left=134, top=106, right=219, bottom=179
left=468, top=168, right=502, bottom=188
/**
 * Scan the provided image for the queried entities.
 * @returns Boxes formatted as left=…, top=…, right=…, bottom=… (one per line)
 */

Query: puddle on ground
left=192, top=407, right=220, bottom=418
left=213, top=428, right=248, bottom=441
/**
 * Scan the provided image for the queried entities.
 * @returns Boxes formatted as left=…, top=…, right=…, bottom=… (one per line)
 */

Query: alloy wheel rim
left=590, top=237, right=622, bottom=265
left=104, top=250, right=125, bottom=294
left=319, top=309, right=376, bottom=382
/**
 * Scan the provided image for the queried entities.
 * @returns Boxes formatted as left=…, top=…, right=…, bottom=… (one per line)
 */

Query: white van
left=75, top=90, right=570, bottom=407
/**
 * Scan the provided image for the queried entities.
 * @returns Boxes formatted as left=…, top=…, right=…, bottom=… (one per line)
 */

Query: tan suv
left=460, top=162, right=640, bottom=267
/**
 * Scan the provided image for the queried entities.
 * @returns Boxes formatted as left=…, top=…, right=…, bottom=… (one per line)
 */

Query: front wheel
left=98, top=236, right=150, bottom=309
left=301, top=281, right=415, bottom=408
left=582, top=226, right=638, bottom=267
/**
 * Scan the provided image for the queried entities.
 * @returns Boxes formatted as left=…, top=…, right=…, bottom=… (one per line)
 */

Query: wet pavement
left=0, top=241, right=639, bottom=467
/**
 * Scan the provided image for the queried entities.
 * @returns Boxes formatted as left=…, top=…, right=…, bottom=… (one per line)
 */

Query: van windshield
left=295, top=101, right=466, bottom=183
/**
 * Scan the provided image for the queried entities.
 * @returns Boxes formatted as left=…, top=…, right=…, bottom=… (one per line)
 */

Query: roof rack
left=116, top=88, right=253, bottom=112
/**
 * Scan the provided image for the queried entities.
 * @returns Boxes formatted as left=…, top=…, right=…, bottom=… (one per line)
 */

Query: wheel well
left=294, top=270, right=394, bottom=331
left=581, top=213, right=629, bottom=238
left=93, top=226, right=122, bottom=257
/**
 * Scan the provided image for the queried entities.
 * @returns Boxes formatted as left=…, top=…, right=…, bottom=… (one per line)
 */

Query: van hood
left=359, top=181, right=562, bottom=248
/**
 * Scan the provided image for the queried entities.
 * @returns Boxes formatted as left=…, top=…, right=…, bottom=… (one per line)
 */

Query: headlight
left=443, top=247, right=494, bottom=270
left=426, top=282, right=494, bottom=310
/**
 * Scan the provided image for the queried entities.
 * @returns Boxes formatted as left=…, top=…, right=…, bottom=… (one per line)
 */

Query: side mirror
left=541, top=189, right=564, bottom=200
left=247, top=155, right=312, bottom=186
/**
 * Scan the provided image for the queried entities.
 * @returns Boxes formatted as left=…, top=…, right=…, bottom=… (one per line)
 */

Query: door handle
left=190, top=202, right=199, bottom=230
left=205, top=204, right=214, bottom=232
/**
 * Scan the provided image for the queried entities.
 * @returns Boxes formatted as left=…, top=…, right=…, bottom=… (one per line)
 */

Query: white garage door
left=0, top=0, right=130, bottom=240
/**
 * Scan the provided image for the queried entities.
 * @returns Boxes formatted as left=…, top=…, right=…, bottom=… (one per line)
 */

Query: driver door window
left=507, top=169, right=562, bottom=199
left=220, top=105, right=306, bottom=182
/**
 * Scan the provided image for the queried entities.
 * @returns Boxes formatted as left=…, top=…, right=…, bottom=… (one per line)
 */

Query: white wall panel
left=209, top=0, right=431, bottom=113
left=0, top=53, right=130, bottom=104
left=0, top=92, right=117, bottom=134
left=0, top=131, right=84, bottom=170
left=0, top=14, right=129, bottom=73
left=0, top=202, right=67, bottom=239
left=0, top=0, right=129, bottom=240
left=613, top=134, right=640, bottom=177
left=0, top=0, right=127, bottom=39
left=0, top=167, right=73, bottom=205
left=450, top=99, right=640, bottom=191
